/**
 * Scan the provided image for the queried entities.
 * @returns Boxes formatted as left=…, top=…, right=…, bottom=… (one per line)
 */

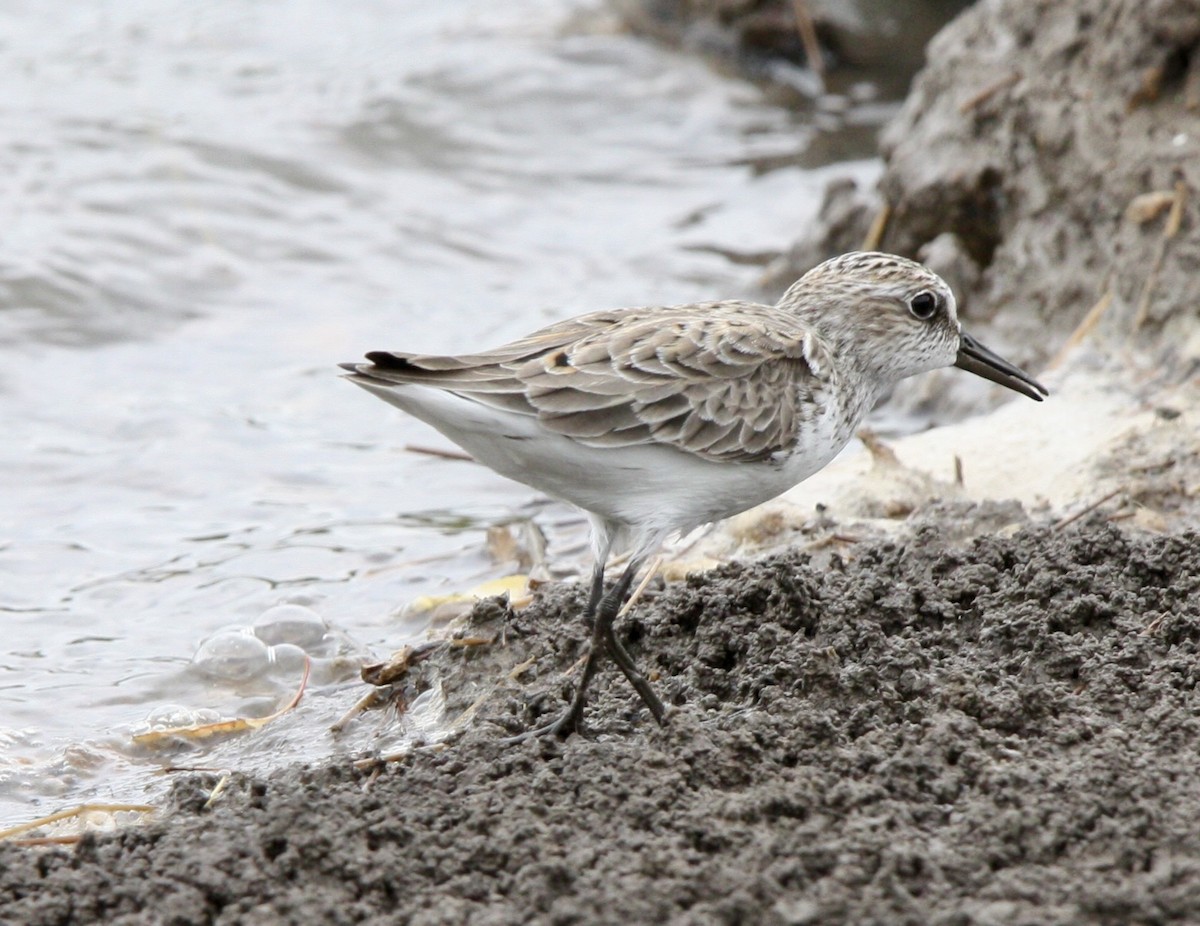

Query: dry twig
left=861, top=202, right=891, bottom=251
left=404, top=443, right=474, bottom=462
left=0, top=803, right=155, bottom=843
left=1053, top=488, right=1124, bottom=531
left=133, top=658, right=310, bottom=746
left=790, top=0, right=825, bottom=86
left=959, top=72, right=1021, bottom=114
left=1047, top=285, right=1113, bottom=370
left=1132, top=180, right=1188, bottom=331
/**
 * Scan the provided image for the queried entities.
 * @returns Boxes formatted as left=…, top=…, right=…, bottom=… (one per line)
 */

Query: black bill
left=955, top=331, right=1048, bottom=401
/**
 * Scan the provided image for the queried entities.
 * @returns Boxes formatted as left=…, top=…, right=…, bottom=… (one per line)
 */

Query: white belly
left=354, top=381, right=860, bottom=550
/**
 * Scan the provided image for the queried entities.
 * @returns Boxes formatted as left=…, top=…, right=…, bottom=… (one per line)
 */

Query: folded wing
left=343, top=303, right=830, bottom=463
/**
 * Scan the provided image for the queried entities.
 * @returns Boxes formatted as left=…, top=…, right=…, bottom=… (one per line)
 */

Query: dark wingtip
left=364, top=351, right=413, bottom=370
left=340, top=353, right=416, bottom=378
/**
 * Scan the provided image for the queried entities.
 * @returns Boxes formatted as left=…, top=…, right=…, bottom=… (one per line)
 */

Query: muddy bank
left=4, top=519, right=1200, bottom=924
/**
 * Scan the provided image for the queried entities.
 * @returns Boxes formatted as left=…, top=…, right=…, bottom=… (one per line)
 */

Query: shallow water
left=0, top=0, right=882, bottom=824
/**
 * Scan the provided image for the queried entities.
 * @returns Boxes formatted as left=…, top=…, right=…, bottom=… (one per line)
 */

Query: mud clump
left=4, top=522, right=1200, bottom=924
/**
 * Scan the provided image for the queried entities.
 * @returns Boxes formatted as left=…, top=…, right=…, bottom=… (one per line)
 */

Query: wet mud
left=4, top=519, right=1200, bottom=924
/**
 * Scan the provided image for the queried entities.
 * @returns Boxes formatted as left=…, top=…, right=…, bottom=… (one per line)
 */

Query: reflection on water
left=0, top=0, right=881, bottom=824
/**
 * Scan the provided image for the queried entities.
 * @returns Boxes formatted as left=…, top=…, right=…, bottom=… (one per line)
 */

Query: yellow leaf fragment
left=1125, top=190, right=1176, bottom=225
left=132, top=657, right=310, bottom=747
left=406, top=574, right=533, bottom=617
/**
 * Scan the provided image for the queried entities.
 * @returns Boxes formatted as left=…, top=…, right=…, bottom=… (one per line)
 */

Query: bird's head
left=781, top=251, right=1046, bottom=401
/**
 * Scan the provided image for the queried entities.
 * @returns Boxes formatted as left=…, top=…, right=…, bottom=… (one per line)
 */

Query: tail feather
left=340, top=354, right=539, bottom=416
left=364, top=350, right=418, bottom=370
left=365, top=350, right=496, bottom=374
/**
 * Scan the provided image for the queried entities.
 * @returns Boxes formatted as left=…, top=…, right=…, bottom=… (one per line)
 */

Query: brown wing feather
left=350, top=302, right=830, bottom=463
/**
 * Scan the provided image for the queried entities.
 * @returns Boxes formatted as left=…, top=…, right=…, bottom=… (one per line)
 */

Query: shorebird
left=341, top=251, right=1046, bottom=740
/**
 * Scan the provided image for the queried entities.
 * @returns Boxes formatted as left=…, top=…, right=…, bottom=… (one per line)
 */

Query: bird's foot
left=498, top=702, right=584, bottom=745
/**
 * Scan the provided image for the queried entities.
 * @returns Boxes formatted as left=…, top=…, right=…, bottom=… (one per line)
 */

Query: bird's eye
left=909, top=291, right=939, bottom=320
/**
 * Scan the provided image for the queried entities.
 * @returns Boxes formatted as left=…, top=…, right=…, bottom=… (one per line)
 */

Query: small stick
left=1132, top=180, right=1188, bottom=331
left=330, top=687, right=388, bottom=735
left=861, top=202, right=891, bottom=251
left=858, top=428, right=900, bottom=466
left=1165, top=180, right=1187, bottom=237
left=506, top=654, right=539, bottom=681
left=959, top=72, right=1021, bottom=114
left=1141, top=613, right=1168, bottom=636
left=1053, top=487, right=1124, bottom=531
left=7, top=835, right=87, bottom=847
left=1186, top=55, right=1200, bottom=110
left=617, top=555, right=663, bottom=620
left=0, top=803, right=155, bottom=841
left=1047, top=285, right=1112, bottom=369
left=790, top=0, right=825, bottom=85
left=202, top=773, right=232, bottom=810
left=802, top=532, right=861, bottom=552
left=404, top=444, right=474, bottom=462
left=1127, top=457, right=1176, bottom=475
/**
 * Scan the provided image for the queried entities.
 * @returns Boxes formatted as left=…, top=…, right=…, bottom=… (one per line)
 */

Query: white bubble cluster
left=191, top=604, right=365, bottom=685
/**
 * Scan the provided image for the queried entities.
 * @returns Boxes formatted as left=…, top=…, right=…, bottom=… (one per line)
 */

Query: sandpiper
left=341, top=251, right=1046, bottom=740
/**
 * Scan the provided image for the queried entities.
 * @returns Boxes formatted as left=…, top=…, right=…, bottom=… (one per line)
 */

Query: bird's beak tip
left=955, top=334, right=1047, bottom=402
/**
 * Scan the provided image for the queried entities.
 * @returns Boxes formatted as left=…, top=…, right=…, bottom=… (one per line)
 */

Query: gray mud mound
left=4, top=521, right=1200, bottom=924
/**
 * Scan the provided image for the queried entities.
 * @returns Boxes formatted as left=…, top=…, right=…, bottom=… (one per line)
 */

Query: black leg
left=501, top=557, right=665, bottom=743
left=590, top=557, right=666, bottom=723
left=499, top=562, right=609, bottom=743
left=583, top=562, right=604, bottom=622
left=603, top=622, right=666, bottom=725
